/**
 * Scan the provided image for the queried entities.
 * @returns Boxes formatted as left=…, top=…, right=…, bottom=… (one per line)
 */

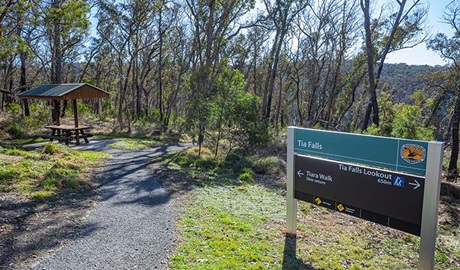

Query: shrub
left=391, top=105, right=434, bottom=140
left=42, top=142, right=62, bottom=155
left=5, top=122, right=26, bottom=138
left=4, top=147, right=28, bottom=156
left=253, top=156, right=283, bottom=175
left=238, top=169, right=255, bottom=184
left=224, top=151, right=254, bottom=173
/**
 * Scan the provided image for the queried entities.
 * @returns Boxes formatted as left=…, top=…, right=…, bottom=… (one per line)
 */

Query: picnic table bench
left=42, top=125, right=93, bottom=145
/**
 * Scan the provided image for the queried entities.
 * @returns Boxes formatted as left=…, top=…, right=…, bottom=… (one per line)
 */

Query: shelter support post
left=72, top=99, right=78, bottom=128
left=54, top=100, right=60, bottom=126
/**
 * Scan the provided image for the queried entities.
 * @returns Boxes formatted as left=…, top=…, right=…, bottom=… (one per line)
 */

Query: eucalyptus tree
left=29, top=0, right=91, bottom=121
left=96, top=0, right=160, bottom=129
left=161, top=14, right=191, bottom=132
left=184, top=0, right=256, bottom=155
left=360, top=0, right=428, bottom=130
left=427, top=0, right=460, bottom=181
left=288, top=0, right=361, bottom=129
left=261, top=0, right=308, bottom=122
left=41, top=0, right=90, bottom=84
left=244, top=26, right=270, bottom=97
left=0, top=1, right=17, bottom=109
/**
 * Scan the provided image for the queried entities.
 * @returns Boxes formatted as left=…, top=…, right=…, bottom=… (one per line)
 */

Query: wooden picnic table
left=43, top=124, right=93, bottom=145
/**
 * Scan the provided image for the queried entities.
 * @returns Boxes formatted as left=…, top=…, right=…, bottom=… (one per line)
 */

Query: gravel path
left=30, top=140, right=187, bottom=270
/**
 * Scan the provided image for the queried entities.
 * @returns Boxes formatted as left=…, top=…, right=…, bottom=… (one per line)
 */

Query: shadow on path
left=9, top=139, right=192, bottom=269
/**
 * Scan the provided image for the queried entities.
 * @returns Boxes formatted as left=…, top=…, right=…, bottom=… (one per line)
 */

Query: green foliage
left=25, top=103, right=49, bottom=129
left=364, top=90, right=434, bottom=140
left=168, top=165, right=459, bottom=269
left=187, top=66, right=268, bottom=155
left=5, top=122, right=27, bottom=139
left=65, top=102, right=92, bottom=117
left=223, top=151, right=254, bottom=173
left=42, top=142, right=62, bottom=155
left=3, top=102, right=49, bottom=140
left=252, top=156, right=283, bottom=175
left=0, top=1, right=31, bottom=59
left=6, top=103, right=22, bottom=115
left=0, top=169, right=20, bottom=190
left=391, top=104, right=434, bottom=140
left=238, top=168, right=255, bottom=184
left=3, top=147, right=29, bottom=156
left=45, top=0, right=90, bottom=38
left=380, top=63, right=443, bottom=103
left=40, top=165, right=80, bottom=190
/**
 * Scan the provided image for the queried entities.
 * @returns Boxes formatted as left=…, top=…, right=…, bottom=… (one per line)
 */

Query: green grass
left=107, top=137, right=162, bottom=150
left=164, top=151, right=460, bottom=270
left=170, top=184, right=286, bottom=269
left=162, top=147, right=284, bottom=180
left=1, top=136, right=48, bottom=146
left=0, top=143, right=110, bottom=200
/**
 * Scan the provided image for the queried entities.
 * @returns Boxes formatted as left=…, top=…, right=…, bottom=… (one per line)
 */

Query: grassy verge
left=95, top=134, right=181, bottom=150
left=160, top=148, right=460, bottom=270
left=107, top=137, right=162, bottom=150
left=170, top=184, right=286, bottom=269
left=0, top=142, right=110, bottom=200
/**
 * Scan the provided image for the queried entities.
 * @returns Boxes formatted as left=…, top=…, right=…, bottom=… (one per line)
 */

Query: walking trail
left=30, top=140, right=188, bottom=270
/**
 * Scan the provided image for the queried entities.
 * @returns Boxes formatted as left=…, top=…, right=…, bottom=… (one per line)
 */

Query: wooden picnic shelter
left=17, top=83, right=109, bottom=145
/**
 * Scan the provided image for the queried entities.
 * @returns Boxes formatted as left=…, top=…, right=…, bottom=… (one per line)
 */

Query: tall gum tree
left=360, top=0, right=427, bottom=131
left=185, top=0, right=255, bottom=156
left=428, top=0, right=460, bottom=181
left=261, top=0, right=308, bottom=123
left=289, top=0, right=361, bottom=128
left=42, top=0, right=89, bottom=121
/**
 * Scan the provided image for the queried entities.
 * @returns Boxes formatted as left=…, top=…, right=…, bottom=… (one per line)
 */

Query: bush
left=4, top=147, right=28, bottom=156
left=391, top=105, right=434, bottom=140
left=5, top=122, right=27, bottom=138
left=253, top=156, right=283, bottom=175
left=238, top=170, right=255, bottom=184
left=224, top=151, right=254, bottom=173
left=42, top=142, right=63, bottom=155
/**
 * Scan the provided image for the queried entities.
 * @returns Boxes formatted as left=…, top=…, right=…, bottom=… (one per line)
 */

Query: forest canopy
left=1, top=0, right=460, bottom=180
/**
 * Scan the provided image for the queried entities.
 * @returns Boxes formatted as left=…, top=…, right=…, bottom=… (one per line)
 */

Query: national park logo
left=401, top=144, right=426, bottom=164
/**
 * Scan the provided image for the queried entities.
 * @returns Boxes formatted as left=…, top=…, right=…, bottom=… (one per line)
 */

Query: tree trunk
left=361, top=0, right=379, bottom=130
left=448, top=93, right=460, bottom=182
left=17, top=16, right=30, bottom=116
left=158, top=3, right=164, bottom=128
left=263, top=29, right=285, bottom=122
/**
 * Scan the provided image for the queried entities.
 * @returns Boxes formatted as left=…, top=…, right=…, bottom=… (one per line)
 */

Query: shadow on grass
left=282, top=233, right=315, bottom=270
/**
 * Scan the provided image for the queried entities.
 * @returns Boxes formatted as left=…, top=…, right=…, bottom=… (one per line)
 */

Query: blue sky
left=89, top=1, right=454, bottom=66
left=387, top=0, right=454, bottom=66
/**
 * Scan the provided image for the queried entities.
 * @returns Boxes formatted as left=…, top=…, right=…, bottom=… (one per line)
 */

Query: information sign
left=286, top=127, right=443, bottom=270
left=294, top=155, right=424, bottom=235
left=294, top=128, right=428, bottom=175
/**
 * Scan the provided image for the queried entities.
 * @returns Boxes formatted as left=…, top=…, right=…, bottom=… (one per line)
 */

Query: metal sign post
left=286, top=126, right=443, bottom=269
left=419, top=142, right=443, bottom=270
left=287, top=127, right=296, bottom=234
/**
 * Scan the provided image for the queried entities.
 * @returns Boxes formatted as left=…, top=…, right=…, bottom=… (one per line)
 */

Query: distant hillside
left=380, top=63, right=445, bottom=102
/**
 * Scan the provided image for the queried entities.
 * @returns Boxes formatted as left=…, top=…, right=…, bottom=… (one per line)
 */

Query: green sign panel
left=294, top=128, right=428, bottom=175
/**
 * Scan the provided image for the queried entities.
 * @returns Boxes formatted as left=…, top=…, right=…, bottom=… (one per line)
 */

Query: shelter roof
left=17, top=83, right=109, bottom=100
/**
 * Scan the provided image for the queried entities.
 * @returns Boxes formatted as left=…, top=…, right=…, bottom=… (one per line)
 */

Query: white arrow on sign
left=297, top=170, right=304, bottom=177
left=409, top=180, right=421, bottom=190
